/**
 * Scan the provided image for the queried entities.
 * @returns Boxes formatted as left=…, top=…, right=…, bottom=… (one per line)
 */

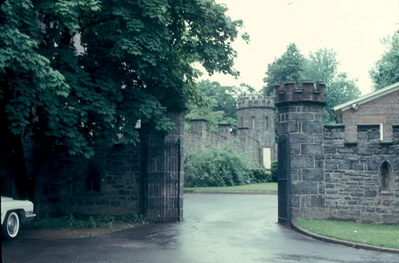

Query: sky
left=201, top=0, right=399, bottom=95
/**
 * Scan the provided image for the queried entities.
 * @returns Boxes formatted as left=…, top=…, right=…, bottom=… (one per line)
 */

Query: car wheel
left=2, top=211, right=20, bottom=240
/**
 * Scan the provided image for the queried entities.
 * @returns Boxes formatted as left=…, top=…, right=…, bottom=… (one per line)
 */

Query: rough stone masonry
left=275, top=81, right=399, bottom=224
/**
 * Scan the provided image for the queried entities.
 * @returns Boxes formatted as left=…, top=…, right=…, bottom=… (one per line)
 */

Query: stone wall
left=275, top=81, right=399, bottom=224
left=1, top=113, right=185, bottom=222
left=37, top=143, right=143, bottom=217
left=184, top=94, right=277, bottom=169
left=237, top=95, right=276, bottom=162
left=184, top=120, right=261, bottom=165
left=323, top=124, right=399, bottom=223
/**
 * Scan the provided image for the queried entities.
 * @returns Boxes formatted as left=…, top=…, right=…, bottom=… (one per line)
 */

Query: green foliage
left=184, top=146, right=262, bottom=187
left=238, top=83, right=256, bottom=96
left=269, top=161, right=278, bottom=183
left=185, top=80, right=242, bottom=133
left=370, top=30, right=399, bottom=90
left=325, top=73, right=360, bottom=122
left=250, top=167, right=269, bottom=183
left=296, top=218, right=399, bottom=249
left=73, top=214, right=144, bottom=228
left=1, top=0, right=243, bottom=158
left=303, top=49, right=338, bottom=86
left=262, top=46, right=360, bottom=122
left=29, top=213, right=144, bottom=229
left=302, top=49, right=360, bottom=123
left=185, top=80, right=256, bottom=133
left=198, top=80, right=238, bottom=119
left=263, top=43, right=306, bottom=94
left=186, top=109, right=228, bottom=133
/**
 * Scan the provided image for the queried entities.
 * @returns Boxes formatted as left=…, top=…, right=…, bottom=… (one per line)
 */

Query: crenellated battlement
left=275, top=79, right=399, bottom=224
left=323, top=123, right=399, bottom=143
left=275, top=80, right=326, bottom=105
left=237, top=94, right=274, bottom=109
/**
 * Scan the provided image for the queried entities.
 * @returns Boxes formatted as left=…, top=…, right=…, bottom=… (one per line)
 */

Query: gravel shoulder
left=21, top=223, right=139, bottom=240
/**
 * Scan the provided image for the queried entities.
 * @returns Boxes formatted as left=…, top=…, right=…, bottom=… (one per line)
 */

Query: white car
left=1, top=196, right=36, bottom=239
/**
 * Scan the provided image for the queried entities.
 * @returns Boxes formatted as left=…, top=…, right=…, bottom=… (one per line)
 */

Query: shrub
left=250, top=167, right=269, bottom=183
left=268, top=161, right=278, bottom=182
left=29, top=214, right=144, bottom=229
left=185, top=146, right=261, bottom=187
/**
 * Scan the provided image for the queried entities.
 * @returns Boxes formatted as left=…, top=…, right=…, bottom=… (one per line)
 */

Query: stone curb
left=184, top=190, right=277, bottom=195
left=291, top=220, right=399, bottom=255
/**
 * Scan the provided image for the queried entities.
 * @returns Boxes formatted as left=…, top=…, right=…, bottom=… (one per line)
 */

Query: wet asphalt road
left=2, top=194, right=399, bottom=263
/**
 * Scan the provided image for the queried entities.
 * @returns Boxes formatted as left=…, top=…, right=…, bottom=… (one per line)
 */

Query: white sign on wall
left=262, top=147, right=271, bottom=169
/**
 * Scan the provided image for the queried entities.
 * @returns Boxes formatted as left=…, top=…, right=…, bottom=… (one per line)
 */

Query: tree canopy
left=303, top=49, right=360, bottom=122
left=0, top=0, right=244, bottom=157
left=262, top=45, right=360, bottom=123
left=262, top=43, right=306, bottom=94
left=370, top=30, right=399, bottom=90
left=185, top=80, right=254, bottom=133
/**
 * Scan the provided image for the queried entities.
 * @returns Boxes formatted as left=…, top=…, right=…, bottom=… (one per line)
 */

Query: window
left=380, top=161, right=392, bottom=193
left=240, top=117, right=244, bottom=127
left=265, top=116, right=269, bottom=129
left=251, top=116, right=256, bottom=129
left=279, top=113, right=288, bottom=122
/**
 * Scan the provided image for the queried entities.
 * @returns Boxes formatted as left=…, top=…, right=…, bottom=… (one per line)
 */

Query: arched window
left=265, top=116, right=269, bottom=129
left=251, top=116, right=256, bottom=129
left=380, top=161, right=392, bottom=193
left=240, top=117, right=244, bottom=128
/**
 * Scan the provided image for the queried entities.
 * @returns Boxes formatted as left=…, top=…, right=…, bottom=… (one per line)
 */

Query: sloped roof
left=333, top=82, right=399, bottom=113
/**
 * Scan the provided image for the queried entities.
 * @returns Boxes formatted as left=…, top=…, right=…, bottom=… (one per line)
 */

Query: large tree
left=186, top=80, right=254, bottom=133
left=0, top=0, right=244, bottom=202
left=370, top=30, right=399, bottom=90
left=262, top=45, right=360, bottom=123
left=303, top=48, right=338, bottom=85
left=262, top=43, right=306, bottom=94
left=303, top=49, right=360, bottom=122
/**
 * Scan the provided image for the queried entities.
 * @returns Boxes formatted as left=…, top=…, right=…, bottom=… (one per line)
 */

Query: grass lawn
left=296, top=218, right=399, bottom=249
left=184, top=182, right=277, bottom=193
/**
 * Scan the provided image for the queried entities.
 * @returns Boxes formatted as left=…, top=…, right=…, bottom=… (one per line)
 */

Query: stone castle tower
left=236, top=94, right=276, bottom=169
left=274, top=80, right=326, bottom=223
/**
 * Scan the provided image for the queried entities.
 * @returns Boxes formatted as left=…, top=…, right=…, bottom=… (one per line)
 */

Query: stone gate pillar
left=142, top=112, right=184, bottom=222
left=275, top=81, right=327, bottom=221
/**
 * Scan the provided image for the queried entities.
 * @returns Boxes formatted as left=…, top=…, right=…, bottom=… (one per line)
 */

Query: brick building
left=334, top=82, right=399, bottom=142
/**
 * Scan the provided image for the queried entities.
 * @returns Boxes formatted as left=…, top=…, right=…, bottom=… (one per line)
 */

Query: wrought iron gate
left=278, top=137, right=291, bottom=225
left=142, top=132, right=183, bottom=222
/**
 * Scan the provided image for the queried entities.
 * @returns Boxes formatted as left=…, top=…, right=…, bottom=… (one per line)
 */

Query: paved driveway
left=2, top=194, right=399, bottom=263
